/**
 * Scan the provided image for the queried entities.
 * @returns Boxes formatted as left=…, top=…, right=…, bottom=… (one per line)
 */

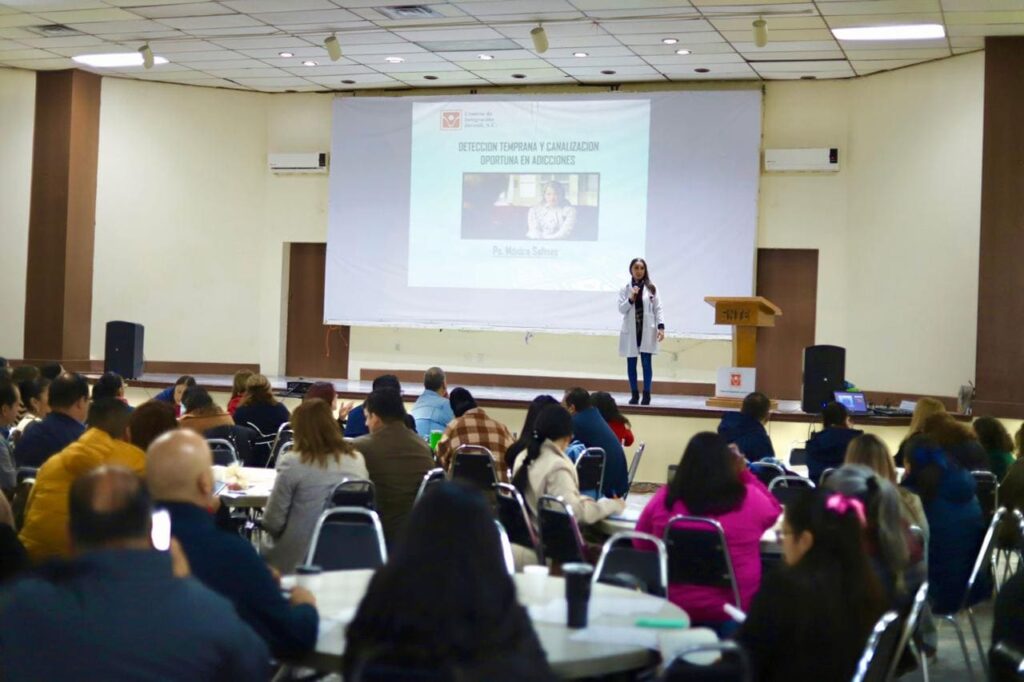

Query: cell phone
left=213, top=481, right=228, bottom=496
left=151, top=509, right=171, bottom=552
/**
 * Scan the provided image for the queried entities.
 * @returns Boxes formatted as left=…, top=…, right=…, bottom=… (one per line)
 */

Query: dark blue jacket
left=233, top=402, right=290, bottom=439
left=904, top=467, right=991, bottom=615
left=717, top=412, right=775, bottom=462
left=805, top=427, right=863, bottom=484
left=571, top=407, right=629, bottom=497
left=154, top=386, right=176, bottom=403
left=0, top=549, right=269, bottom=680
left=163, top=502, right=318, bottom=658
left=345, top=405, right=369, bottom=437
left=14, top=412, right=85, bottom=468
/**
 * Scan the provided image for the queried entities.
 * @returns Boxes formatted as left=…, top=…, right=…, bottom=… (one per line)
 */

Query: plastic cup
left=521, top=564, right=549, bottom=602
left=295, top=564, right=322, bottom=592
left=563, top=563, right=594, bottom=629
left=429, top=430, right=443, bottom=451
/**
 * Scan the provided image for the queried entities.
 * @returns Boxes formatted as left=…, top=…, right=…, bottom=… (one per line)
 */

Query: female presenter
left=618, top=258, right=665, bottom=405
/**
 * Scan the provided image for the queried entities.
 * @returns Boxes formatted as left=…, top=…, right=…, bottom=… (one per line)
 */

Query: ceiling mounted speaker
left=531, top=25, right=549, bottom=54
left=325, top=34, right=342, bottom=62
left=139, top=43, right=154, bottom=69
left=752, top=18, right=768, bottom=48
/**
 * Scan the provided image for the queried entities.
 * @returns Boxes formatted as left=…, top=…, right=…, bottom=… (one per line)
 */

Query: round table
left=214, top=466, right=276, bottom=508
left=292, top=569, right=717, bottom=679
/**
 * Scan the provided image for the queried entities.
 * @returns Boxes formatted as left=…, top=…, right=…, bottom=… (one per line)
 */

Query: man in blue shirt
left=345, top=374, right=406, bottom=437
left=0, top=465, right=269, bottom=680
left=563, top=387, right=629, bottom=497
left=410, top=367, right=455, bottom=439
left=15, top=372, right=88, bottom=468
left=148, top=429, right=319, bottom=659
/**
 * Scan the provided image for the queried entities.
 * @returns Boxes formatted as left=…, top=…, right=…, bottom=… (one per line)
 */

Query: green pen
left=634, top=617, right=688, bottom=629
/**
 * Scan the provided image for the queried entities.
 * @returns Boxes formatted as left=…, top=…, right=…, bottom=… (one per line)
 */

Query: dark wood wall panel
left=974, top=37, right=1024, bottom=417
left=285, top=243, right=349, bottom=379
left=23, top=69, right=100, bottom=361
left=755, top=248, right=819, bottom=399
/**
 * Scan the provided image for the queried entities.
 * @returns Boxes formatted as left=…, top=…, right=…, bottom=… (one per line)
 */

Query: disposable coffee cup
left=429, top=430, right=443, bottom=451
left=295, top=564, right=322, bottom=592
left=522, top=564, right=549, bottom=602
left=562, top=563, right=593, bottom=629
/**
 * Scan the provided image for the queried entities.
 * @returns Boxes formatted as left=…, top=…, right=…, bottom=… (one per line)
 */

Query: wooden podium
left=704, top=296, right=783, bottom=408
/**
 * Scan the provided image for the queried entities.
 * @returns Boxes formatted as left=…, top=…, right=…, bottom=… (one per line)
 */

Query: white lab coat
left=618, top=283, right=664, bottom=357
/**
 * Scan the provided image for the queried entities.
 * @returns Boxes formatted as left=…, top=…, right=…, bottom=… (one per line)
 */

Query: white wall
left=10, top=52, right=979, bottom=397
left=0, top=68, right=34, bottom=359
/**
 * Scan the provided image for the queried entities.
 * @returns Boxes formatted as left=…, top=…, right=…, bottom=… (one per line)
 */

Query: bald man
left=148, top=430, right=319, bottom=659
left=0, top=466, right=268, bottom=680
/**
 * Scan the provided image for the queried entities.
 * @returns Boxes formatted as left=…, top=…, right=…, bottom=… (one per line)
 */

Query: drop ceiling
left=0, top=0, right=1016, bottom=92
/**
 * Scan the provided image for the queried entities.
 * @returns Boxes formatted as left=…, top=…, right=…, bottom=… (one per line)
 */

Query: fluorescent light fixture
left=385, top=56, right=404, bottom=63
left=324, top=34, right=342, bottom=61
left=478, top=54, right=494, bottom=60
left=661, top=38, right=678, bottom=45
left=675, top=49, right=691, bottom=55
left=279, top=51, right=294, bottom=58
left=530, top=24, right=548, bottom=54
left=832, top=23, right=945, bottom=40
left=573, top=51, right=588, bottom=57
left=302, top=60, right=317, bottom=66
left=72, top=52, right=167, bottom=68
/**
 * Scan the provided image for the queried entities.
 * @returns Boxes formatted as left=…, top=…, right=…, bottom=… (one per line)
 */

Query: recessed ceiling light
left=478, top=54, right=494, bottom=60
left=279, top=52, right=294, bottom=58
left=832, top=23, right=945, bottom=41
left=675, top=49, right=691, bottom=55
left=423, top=75, right=438, bottom=80
left=695, top=67, right=710, bottom=73
left=662, top=38, right=678, bottom=45
left=302, top=60, right=317, bottom=66
left=573, top=51, right=588, bottom=57
left=601, top=69, right=616, bottom=75
left=511, top=73, right=526, bottom=79
left=385, top=56, right=404, bottom=63
left=72, top=52, right=167, bottom=68
left=341, top=79, right=356, bottom=84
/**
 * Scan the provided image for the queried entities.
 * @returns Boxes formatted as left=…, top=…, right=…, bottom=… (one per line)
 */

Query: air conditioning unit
left=764, top=147, right=839, bottom=172
left=268, top=152, right=328, bottom=174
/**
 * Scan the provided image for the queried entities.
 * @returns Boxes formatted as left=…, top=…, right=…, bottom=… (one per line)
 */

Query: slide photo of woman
left=460, top=172, right=599, bottom=241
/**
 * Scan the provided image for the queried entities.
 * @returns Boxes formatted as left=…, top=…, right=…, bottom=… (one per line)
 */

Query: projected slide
left=325, top=91, right=762, bottom=337
left=406, top=100, right=649, bottom=292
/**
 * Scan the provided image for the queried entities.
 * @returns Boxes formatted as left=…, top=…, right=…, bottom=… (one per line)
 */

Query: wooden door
left=285, top=243, right=349, bottom=379
left=755, top=249, right=818, bottom=399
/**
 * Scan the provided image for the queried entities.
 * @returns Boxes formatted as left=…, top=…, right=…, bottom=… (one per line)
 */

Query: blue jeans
left=626, top=353, right=653, bottom=394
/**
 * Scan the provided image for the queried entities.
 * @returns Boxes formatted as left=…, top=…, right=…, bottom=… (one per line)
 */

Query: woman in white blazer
left=618, top=258, right=664, bottom=405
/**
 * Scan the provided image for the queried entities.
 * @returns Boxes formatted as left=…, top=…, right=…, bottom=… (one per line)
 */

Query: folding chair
left=244, top=422, right=277, bottom=467
left=767, top=475, right=815, bottom=506
left=576, top=447, right=606, bottom=499
left=851, top=611, right=903, bottom=682
left=788, top=443, right=808, bottom=466
left=328, top=478, right=375, bottom=510
left=10, top=475, right=35, bottom=531
left=992, top=509, right=1024, bottom=590
left=991, top=641, right=1024, bottom=681
left=494, top=483, right=543, bottom=562
left=819, top=467, right=837, bottom=486
left=661, top=639, right=751, bottom=681
left=973, top=470, right=999, bottom=521
left=305, top=507, right=387, bottom=571
left=204, top=424, right=259, bottom=467
left=887, top=580, right=931, bottom=682
left=594, top=530, right=668, bottom=597
left=269, top=422, right=293, bottom=461
left=663, top=515, right=741, bottom=610
left=450, top=446, right=498, bottom=490
left=415, top=468, right=446, bottom=505
left=627, top=442, right=646, bottom=488
left=206, top=438, right=239, bottom=466
left=537, top=495, right=587, bottom=565
left=750, top=461, right=786, bottom=488
left=494, top=520, right=515, bottom=575
left=15, top=467, right=37, bottom=485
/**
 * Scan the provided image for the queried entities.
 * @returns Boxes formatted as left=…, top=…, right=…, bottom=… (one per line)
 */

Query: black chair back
left=990, top=641, right=1024, bottom=682
left=244, top=421, right=277, bottom=467
left=768, top=475, right=815, bottom=507
left=576, top=447, right=605, bottom=498
left=972, top=470, right=999, bottom=520
left=204, top=424, right=259, bottom=467
left=663, top=515, right=741, bottom=607
left=450, top=447, right=498, bottom=490
left=627, top=442, right=645, bottom=487
left=851, top=611, right=903, bottom=682
left=206, top=438, right=239, bottom=466
left=788, top=447, right=808, bottom=465
left=306, top=507, right=387, bottom=571
left=11, top=477, right=35, bottom=531
left=750, top=461, right=785, bottom=487
left=494, top=483, right=542, bottom=561
left=538, top=495, right=586, bottom=564
left=415, top=468, right=447, bottom=505
left=663, top=641, right=751, bottom=682
left=594, top=531, right=667, bottom=597
left=329, top=478, right=376, bottom=510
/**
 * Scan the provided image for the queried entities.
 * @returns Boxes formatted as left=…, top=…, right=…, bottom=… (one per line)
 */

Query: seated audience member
left=563, top=387, right=629, bottom=497
left=127, top=400, right=180, bottom=451
left=717, top=391, right=775, bottom=462
left=15, top=372, right=89, bottom=468
left=154, top=375, right=196, bottom=417
left=0, top=488, right=27, bottom=581
left=997, top=426, right=1024, bottom=548
left=505, top=395, right=559, bottom=472
left=9, top=364, right=40, bottom=386
left=91, top=371, right=127, bottom=403
left=148, top=430, right=318, bottom=658
left=845, top=434, right=928, bottom=541
left=992, top=569, right=1024, bottom=682
left=895, top=397, right=947, bottom=467
left=922, top=412, right=989, bottom=472
left=344, top=482, right=554, bottom=681
left=39, top=362, right=64, bottom=382
left=178, top=386, right=234, bottom=433
left=19, top=399, right=143, bottom=562
left=345, top=374, right=415, bottom=437
left=635, top=432, right=781, bottom=628
left=304, top=381, right=355, bottom=431
left=511, top=404, right=624, bottom=526
left=592, top=391, right=635, bottom=447
left=735, top=489, right=886, bottom=682
left=823, top=465, right=917, bottom=604
left=901, top=435, right=990, bottom=615
left=973, top=416, right=1015, bottom=480
left=805, top=401, right=863, bottom=484
left=411, top=366, right=455, bottom=439
left=233, top=374, right=290, bottom=437
left=0, top=380, right=21, bottom=491
left=352, top=389, right=435, bottom=544
left=10, top=377, right=49, bottom=444
left=262, top=399, right=368, bottom=573
left=0, top=466, right=269, bottom=681
left=226, top=369, right=254, bottom=415
left=436, top=387, right=515, bottom=476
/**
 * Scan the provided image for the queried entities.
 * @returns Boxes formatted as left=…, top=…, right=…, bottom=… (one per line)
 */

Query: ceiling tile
left=131, top=4, right=235, bottom=20
left=947, top=22, right=1024, bottom=35
left=395, top=26, right=506, bottom=41
left=0, top=57, right=70, bottom=68
left=0, top=0, right=105, bottom=9
left=544, top=54, right=647, bottom=67
left=824, top=13, right=944, bottom=28
left=644, top=51, right=748, bottom=64
left=944, top=10, right=1024, bottom=23
left=631, top=41, right=737, bottom=55
left=65, top=19, right=176, bottom=34
left=737, top=49, right=844, bottom=59
left=163, top=49, right=247, bottom=61
left=211, top=35, right=312, bottom=48
left=0, top=47, right=55, bottom=59
left=18, top=35, right=107, bottom=48
left=851, top=58, right=922, bottom=74
left=157, top=14, right=265, bottom=30
left=435, top=48, right=539, bottom=59
left=454, top=0, right=580, bottom=14
left=222, top=0, right=339, bottom=11
left=720, top=28, right=835, bottom=41
left=177, top=58, right=264, bottom=69
left=0, top=13, right=43, bottom=28
left=709, top=15, right=826, bottom=30
left=0, top=27, right=36, bottom=38
left=816, top=0, right=941, bottom=15
left=733, top=40, right=842, bottom=51
left=249, top=8, right=360, bottom=24
left=940, top=0, right=1024, bottom=9
left=560, top=63, right=661, bottom=75
left=281, top=63, right=375, bottom=75
left=616, top=31, right=726, bottom=46
left=843, top=46, right=950, bottom=59
left=33, top=8, right=142, bottom=23
left=378, top=60, right=465, bottom=72
left=454, top=57, right=555, bottom=70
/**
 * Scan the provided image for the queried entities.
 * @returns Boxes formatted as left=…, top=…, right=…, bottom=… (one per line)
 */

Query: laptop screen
left=833, top=391, right=868, bottom=414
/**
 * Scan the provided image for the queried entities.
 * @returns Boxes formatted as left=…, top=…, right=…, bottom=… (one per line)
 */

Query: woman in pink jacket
left=634, top=432, right=782, bottom=629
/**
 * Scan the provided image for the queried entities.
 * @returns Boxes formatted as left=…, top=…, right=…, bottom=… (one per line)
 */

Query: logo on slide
left=730, top=373, right=742, bottom=387
left=441, top=110, right=462, bottom=130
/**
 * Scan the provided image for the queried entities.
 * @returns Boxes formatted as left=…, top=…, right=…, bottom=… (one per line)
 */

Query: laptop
left=833, top=391, right=869, bottom=415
